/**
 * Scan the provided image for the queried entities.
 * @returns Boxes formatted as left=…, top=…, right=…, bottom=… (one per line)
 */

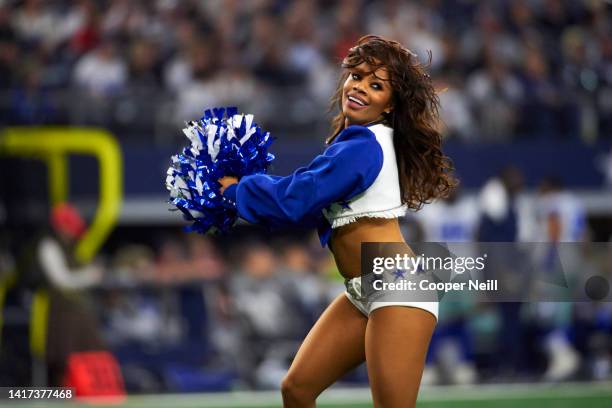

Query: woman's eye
left=351, top=73, right=360, bottom=80
left=371, top=83, right=382, bottom=90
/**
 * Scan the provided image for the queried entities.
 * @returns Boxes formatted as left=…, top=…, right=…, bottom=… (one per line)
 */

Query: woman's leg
left=365, top=306, right=436, bottom=408
left=282, top=293, right=368, bottom=408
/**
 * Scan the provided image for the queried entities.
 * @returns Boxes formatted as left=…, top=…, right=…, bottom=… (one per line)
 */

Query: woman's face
left=342, top=61, right=393, bottom=127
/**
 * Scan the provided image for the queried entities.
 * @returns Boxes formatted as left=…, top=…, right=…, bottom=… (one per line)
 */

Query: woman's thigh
left=365, top=306, right=437, bottom=408
left=284, top=293, right=368, bottom=398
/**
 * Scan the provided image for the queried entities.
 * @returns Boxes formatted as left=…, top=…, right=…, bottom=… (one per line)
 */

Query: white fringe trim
left=330, top=205, right=408, bottom=228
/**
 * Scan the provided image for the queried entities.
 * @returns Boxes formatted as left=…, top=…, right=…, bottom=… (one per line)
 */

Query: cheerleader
left=219, top=35, right=456, bottom=407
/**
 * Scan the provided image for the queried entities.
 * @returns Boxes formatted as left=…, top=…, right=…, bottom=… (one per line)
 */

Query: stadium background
left=0, top=0, right=611, bottom=406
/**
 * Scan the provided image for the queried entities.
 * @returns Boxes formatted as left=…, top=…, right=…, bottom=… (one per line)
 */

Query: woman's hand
left=218, top=176, right=238, bottom=194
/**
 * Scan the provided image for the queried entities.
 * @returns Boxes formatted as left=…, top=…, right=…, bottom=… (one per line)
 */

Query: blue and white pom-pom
left=166, top=107, right=275, bottom=234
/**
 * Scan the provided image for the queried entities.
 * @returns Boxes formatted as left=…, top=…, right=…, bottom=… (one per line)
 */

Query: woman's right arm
left=223, top=126, right=383, bottom=228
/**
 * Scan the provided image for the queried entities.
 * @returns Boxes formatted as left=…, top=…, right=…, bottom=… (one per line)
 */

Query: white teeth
left=348, top=96, right=366, bottom=106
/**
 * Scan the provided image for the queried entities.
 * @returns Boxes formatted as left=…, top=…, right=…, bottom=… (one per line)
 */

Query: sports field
left=2, top=382, right=611, bottom=408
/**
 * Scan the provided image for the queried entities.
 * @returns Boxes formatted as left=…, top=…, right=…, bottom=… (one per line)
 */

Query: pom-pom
left=166, top=107, right=275, bottom=234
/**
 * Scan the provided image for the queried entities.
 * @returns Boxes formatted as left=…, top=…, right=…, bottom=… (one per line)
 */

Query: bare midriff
left=329, top=217, right=407, bottom=280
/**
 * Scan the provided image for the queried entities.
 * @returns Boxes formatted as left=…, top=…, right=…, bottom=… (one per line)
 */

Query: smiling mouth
left=347, top=95, right=368, bottom=107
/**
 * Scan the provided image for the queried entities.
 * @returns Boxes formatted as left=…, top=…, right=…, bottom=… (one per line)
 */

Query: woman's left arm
left=222, top=126, right=383, bottom=228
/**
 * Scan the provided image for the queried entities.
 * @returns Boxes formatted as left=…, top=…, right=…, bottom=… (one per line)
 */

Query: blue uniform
left=223, top=125, right=383, bottom=246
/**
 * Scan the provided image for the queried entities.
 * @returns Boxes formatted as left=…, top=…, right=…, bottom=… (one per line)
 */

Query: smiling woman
left=341, top=63, right=393, bottom=127
left=328, top=35, right=456, bottom=212
left=218, top=35, right=456, bottom=408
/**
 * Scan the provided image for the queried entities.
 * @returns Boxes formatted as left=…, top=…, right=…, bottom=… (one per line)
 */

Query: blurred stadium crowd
left=0, top=0, right=610, bottom=142
left=1, top=0, right=612, bottom=397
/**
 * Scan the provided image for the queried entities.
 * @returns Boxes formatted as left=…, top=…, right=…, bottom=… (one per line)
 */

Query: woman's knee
left=281, top=374, right=316, bottom=407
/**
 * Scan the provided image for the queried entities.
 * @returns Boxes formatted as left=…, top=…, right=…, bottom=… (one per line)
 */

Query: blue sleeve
left=223, top=126, right=383, bottom=228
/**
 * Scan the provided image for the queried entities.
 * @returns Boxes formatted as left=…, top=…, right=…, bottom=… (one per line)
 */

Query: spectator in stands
left=278, top=239, right=328, bottom=325
left=153, top=235, right=224, bottom=283
left=248, top=11, right=305, bottom=87
left=330, top=0, right=363, bottom=63
left=9, top=59, right=57, bottom=124
left=5, top=203, right=105, bottom=386
left=466, top=57, right=523, bottom=141
left=436, top=74, right=476, bottom=141
left=12, top=0, right=55, bottom=48
left=128, top=38, right=161, bottom=88
left=163, top=19, right=198, bottom=94
left=518, top=46, right=578, bottom=139
left=478, top=167, right=525, bottom=379
left=478, top=167, right=523, bottom=242
left=536, top=177, right=587, bottom=243
left=230, top=240, right=306, bottom=388
left=73, top=37, right=126, bottom=98
left=67, top=0, right=101, bottom=57
left=526, top=176, right=585, bottom=381
left=173, top=40, right=218, bottom=122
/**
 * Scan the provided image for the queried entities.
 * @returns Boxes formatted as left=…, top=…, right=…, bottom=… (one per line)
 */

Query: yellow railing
left=0, top=127, right=123, bottom=360
left=0, top=127, right=123, bottom=263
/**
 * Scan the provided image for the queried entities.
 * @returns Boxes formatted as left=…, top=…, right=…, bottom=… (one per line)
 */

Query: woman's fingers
left=218, top=176, right=238, bottom=193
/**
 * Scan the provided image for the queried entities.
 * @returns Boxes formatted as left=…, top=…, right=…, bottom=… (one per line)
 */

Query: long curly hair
left=327, top=35, right=457, bottom=210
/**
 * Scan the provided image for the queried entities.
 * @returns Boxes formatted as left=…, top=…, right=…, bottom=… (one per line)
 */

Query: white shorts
left=344, top=276, right=439, bottom=321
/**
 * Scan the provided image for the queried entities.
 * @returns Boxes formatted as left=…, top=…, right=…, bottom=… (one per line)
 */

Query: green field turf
left=2, top=382, right=612, bottom=408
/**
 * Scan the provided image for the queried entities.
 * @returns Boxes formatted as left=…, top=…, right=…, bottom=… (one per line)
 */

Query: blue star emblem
left=339, top=200, right=351, bottom=210
left=393, top=269, right=406, bottom=280
left=416, top=264, right=426, bottom=275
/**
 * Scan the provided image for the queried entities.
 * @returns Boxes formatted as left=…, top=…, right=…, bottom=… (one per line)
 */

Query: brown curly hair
left=327, top=35, right=457, bottom=211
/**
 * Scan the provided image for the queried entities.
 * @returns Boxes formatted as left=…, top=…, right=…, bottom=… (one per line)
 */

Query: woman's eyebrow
left=350, top=65, right=390, bottom=82
left=372, top=70, right=390, bottom=82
